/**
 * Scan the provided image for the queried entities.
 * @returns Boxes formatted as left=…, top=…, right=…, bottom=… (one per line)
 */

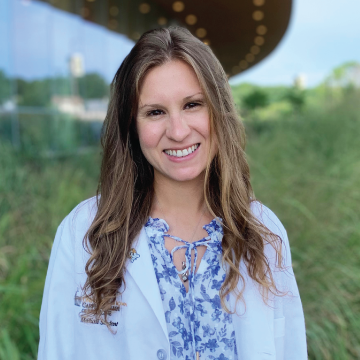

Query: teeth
left=165, top=144, right=199, bottom=157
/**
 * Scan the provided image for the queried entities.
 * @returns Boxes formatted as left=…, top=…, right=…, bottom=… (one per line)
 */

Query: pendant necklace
left=154, top=194, right=206, bottom=282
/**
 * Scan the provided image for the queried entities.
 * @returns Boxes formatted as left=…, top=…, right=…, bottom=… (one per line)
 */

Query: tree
left=284, top=88, right=306, bottom=112
left=16, top=78, right=52, bottom=107
left=78, top=73, right=109, bottom=99
left=0, top=70, right=11, bottom=105
left=242, top=89, right=269, bottom=110
left=325, top=61, right=360, bottom=88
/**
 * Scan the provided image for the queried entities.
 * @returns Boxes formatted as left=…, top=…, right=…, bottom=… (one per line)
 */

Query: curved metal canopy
left=44, top=0, right=292, bottom=77
left=150, top=0, right=292, bottom=77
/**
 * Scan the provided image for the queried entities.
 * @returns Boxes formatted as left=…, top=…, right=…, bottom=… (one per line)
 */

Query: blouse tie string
left=164, top=235, right=221, bottom=282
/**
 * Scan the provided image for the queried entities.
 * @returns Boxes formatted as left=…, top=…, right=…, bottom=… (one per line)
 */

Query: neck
left=152, top=171, right=207, bottom=220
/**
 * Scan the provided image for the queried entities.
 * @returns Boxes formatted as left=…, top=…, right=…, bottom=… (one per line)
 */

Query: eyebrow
left=138, top=92, right=204, bottom=110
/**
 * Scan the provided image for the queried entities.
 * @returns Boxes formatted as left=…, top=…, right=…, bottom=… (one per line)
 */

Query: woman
left=38, top=26, right=307, bottom=360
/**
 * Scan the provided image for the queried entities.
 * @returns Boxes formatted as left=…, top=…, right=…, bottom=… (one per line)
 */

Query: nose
left=165, top=112, right=191, bottom=142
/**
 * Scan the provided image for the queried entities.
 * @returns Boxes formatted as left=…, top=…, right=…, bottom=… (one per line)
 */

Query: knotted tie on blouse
left=164, top=234, right=222, bottom=282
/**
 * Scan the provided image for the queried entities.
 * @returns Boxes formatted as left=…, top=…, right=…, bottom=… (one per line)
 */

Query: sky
left=1, top=0, right=359, bottom=87
left=229, top=0, right=360, bottom=87
left=0, top=0, right=134, bottom=82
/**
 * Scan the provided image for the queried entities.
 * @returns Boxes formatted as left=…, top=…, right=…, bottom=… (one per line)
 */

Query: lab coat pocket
left=274, top=317, right=285, bottom=360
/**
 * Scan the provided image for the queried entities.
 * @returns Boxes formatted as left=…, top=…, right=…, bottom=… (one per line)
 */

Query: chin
left=168, top=169, right=205, bottom=182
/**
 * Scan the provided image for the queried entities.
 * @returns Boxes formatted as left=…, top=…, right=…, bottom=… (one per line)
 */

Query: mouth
left=163, top=143, right=200, bottom=158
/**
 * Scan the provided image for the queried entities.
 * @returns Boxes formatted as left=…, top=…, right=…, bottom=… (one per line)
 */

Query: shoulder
left=250, top=200, right=287, bottom=242
left=57, top=196, right=99, bottom=243
left=63, top=195, right=99, bottom=228
left=48, top=196, right=99, bottom=277
left=250, top=200, right=292, bottom=268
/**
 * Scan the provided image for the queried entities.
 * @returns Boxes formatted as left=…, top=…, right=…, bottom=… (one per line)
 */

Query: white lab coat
left=38, top=197, right=307, bottom=360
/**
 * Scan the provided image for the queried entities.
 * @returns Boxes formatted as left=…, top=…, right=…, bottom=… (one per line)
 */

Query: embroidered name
left=74, top=288, right=126, bottom=327
left=75, top=289, right=126, bottom=311
left=80, top=317, right=118, bottom=327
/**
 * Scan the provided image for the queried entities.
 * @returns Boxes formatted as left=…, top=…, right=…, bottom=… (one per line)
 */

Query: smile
left=164, top=143, right=200, bottom=158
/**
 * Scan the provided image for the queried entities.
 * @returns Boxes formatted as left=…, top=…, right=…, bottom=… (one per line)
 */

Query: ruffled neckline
left=145, top=216, right=224, bottom=241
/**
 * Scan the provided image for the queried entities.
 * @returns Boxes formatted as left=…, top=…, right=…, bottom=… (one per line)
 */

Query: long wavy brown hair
left=82, top=26, right=284, bottom=327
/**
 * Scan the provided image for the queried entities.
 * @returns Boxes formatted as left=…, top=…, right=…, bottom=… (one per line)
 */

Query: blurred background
left=0, top=0, right=359, bottom=358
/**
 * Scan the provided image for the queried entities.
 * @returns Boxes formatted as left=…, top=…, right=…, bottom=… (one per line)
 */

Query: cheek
left=197, top=112, right=217, bottom=156
left=197, top=113, right=211, bottom=140
left=137, top=121, right=162, bottom=151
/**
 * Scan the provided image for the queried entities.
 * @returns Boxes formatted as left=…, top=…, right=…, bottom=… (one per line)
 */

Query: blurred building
left=0, top=0, right=292, bottom=152
left=294, top=74, right=307, bottom=90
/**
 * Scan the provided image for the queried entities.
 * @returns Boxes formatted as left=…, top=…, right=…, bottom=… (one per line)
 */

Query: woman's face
left=136, top=60, right=217, bottom=183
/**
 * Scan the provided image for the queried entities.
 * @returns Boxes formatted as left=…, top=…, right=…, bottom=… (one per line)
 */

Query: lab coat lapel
left=126, top=226, right=169, bottom=343
left=229, top=261, right=275, bottom=360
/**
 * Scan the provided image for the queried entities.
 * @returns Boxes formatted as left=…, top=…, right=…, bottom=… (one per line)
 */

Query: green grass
left=246, top=91, right=360, bottom=359
left=0, top=145, right=100, bottom=359
left=0, top=90, right=359, bottom=359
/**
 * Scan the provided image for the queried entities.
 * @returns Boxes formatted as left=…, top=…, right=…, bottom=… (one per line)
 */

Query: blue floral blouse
left=144, top=216, right=238, bottom=360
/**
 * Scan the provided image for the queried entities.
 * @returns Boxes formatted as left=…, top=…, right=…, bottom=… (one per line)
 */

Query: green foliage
left=242, top=89, right=269, bottom=110
left=231, top=83, right=290, bottom=110
left=0, top=114, right=102, bottom=155
left=16, top=79, right=52, bottom=107
left=0, top=72, right=109, bottom=108
left=284, top=87, right=306, bottom=112
left=78, top=72, right=109, bottom=99
left=0, top=70, right=11, bottom=104
left=0, top=144, right=100, bottom=359
left=52, top=76, right=72, bottom=97
left=246, top=90, right=360, bottom=359
left=325, top=61, right=360, bottom=88
left=231, top=83, right=301, bottom=117
left=0, top=330, right=20, bottom=360
left=248, top=101, right=293, bottom=122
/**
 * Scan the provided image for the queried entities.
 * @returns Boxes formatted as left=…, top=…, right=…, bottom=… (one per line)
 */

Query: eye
left=185, top=102, right=201, bottom=109
left=146, top=109, right=164, bottom=117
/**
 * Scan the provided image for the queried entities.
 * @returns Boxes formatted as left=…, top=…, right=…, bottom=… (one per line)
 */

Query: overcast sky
left=229, top=0, right=360, bottom=87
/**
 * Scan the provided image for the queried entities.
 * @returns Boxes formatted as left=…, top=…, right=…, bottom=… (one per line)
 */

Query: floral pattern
left=145, top=216, right=238, bottom=360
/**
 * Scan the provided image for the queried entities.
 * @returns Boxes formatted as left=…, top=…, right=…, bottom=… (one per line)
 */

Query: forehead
left=138, top=60, right=202, bottom=103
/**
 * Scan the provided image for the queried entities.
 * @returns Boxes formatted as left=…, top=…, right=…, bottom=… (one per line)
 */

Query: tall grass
left=0, top=90, right=359, bottom=359
left=0, top=145, right=100, bottom=359
left=246, top=90, right=360, bottom=359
